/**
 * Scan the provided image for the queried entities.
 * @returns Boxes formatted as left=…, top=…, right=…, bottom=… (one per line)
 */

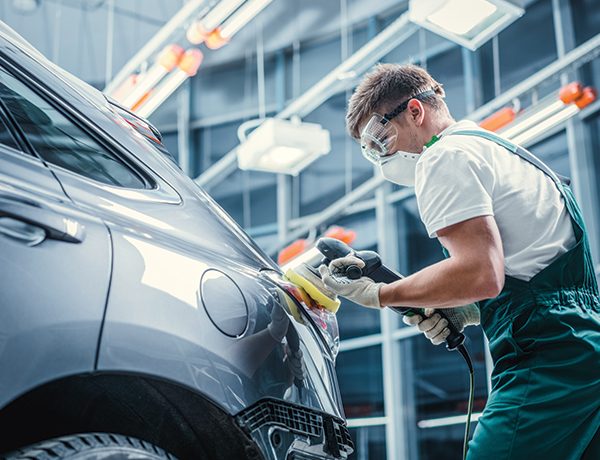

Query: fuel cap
left=200, top=269, right=249, bottom=338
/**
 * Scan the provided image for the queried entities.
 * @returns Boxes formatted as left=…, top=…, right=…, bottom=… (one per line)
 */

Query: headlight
left=261, top=270, right=340, bottom=359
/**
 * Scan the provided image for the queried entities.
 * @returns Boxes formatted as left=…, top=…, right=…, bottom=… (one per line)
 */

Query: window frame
left=0, top=96, right=33, bottom=155
left=0, top=53, right=157, bottom=190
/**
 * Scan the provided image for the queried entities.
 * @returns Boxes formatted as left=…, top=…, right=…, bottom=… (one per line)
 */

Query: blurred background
left=3, top=0, right=600, bottom=458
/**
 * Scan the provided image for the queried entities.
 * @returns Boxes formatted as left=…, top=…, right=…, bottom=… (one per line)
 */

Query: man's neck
left=422, top=116, right=455, bottom=146
left=432, top=117, right=455, bottom=136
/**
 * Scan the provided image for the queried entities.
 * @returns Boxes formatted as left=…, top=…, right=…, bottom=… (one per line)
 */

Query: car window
left=0, top=66, right=147, bottom=189
left=0, top=115, right=19, bottom=151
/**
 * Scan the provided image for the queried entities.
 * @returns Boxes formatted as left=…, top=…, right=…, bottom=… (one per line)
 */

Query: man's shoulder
left=420, top=133, right=502, bottom=166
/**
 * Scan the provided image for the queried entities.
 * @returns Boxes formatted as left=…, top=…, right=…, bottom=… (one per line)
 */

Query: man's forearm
left=378, top=256, right=503, bottom=308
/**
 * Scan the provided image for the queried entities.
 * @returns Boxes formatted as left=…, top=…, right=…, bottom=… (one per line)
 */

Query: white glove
left=318, top=255, right=383, bottom=308
left=403, top=304, right=480, bottom=345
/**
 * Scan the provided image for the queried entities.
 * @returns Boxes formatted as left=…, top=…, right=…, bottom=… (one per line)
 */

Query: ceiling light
left=135, top=49, right=203, bottom=118
left=203, top=0, right=273, bottom=50
left=427, top=0, right=497, bottom=35
left=186, top=0, right=245, bottom=44
left=121, top=44, right=184, bottom=109
left=12, top=0, right=40, bottom=14
left=236, top=118, right=331, bottom=175
left=409, top=0, right=524, bottom=50
left=484, top=82, right=597, bottom=146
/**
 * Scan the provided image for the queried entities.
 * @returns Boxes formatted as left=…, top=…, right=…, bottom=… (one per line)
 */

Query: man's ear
left=407, top=99, right=425, bottom=126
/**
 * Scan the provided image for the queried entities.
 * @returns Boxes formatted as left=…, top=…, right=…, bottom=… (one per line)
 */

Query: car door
left=0, top=62, right=111, bottom=409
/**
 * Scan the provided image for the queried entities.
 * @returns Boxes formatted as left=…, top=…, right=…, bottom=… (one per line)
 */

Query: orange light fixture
left=178, top=48, right=204, bottom=76
left=323, top=226, right=357, bottom=245
left=479, top=106, right=517, bottom=132
left=158, top=44, right=185, bottom=71
left=134, top=48, right=203, bottom=118
left=204, top=27, right=230, bottom=50
left=186, top=0, right=245, bottom=44
left=574, top=87, right=597, bottom=109
left=278, top=239, right=309, bottom=265
left=121, top=44, right=184, bottom=109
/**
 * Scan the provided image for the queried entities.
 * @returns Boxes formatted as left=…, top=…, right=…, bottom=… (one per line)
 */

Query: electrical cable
left=457, top=344, right=475, bottom=460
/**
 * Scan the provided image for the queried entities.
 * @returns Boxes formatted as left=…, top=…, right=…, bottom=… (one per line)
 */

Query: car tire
left=4, top=433, right=178, bottom=459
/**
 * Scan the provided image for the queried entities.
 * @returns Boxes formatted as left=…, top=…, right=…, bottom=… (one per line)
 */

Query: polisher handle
left=314, top=238, right=465, bottom=351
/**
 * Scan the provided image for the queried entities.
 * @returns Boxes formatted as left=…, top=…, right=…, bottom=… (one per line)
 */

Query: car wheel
left=4, top=433, right=178, bottom=459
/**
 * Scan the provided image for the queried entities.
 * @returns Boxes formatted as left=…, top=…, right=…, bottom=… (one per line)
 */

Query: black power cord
left=457, top=344, right=475, bottom=460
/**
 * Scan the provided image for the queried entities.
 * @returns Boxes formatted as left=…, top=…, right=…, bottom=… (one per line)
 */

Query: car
left=0, top=21, right=353, bottom=460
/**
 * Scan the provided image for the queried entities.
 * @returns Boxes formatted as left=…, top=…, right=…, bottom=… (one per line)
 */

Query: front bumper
left=237, top=398, right=354, bottom=460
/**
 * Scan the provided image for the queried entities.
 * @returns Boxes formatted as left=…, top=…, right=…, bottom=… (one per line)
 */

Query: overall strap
left=449, top=129, right=570, bottom=190
left=449, top=128, right=586, bottom=243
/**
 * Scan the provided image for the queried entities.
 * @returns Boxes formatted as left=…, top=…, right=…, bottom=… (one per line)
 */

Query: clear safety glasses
left=360, top=89, right=436, bottom=164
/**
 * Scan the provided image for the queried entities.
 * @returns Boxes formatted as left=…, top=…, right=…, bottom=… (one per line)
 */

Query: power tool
left=316, top=237, right=467, bottom=350
left=310, top=237, right=475, bottom=459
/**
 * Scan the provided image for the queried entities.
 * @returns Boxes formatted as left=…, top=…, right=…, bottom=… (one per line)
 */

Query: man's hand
left=402, top=304, right=480, bottom=345
left=318, top=256, right=383, bottom=308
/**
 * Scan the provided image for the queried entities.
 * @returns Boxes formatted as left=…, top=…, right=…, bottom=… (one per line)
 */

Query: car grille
left=236, top=399, right=353, bottom=458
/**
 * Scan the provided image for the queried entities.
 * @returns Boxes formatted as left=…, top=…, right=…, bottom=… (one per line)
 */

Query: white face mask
left=379, top=150, right=421, bottom=186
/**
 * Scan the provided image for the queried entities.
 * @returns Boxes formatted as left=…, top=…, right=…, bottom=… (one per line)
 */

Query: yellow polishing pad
left=285, top=266, right=341, bottom=314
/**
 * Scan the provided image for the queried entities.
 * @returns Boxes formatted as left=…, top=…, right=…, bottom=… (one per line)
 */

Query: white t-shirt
left=415, top=120, right=576, bottom=281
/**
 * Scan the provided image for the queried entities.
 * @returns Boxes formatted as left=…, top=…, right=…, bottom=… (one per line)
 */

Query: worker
left=319, top=63, right=600, bottom=459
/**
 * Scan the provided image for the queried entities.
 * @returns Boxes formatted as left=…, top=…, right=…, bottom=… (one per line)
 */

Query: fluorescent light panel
left=499, top=99, right=565, bottom=138
left=346, top=416, right=388, bottom=428
left=122, top=65, right=168, bottom=108
left=201, top=0, right=245, bottom=32
left=220, top=0, right=273, bottom=39
left=409, top=0, right=524, bottom=50
left=135, top=71, right=188, bottom=118
left=427, top=0, right=497, bottom=36
left=418, top=412, right=483, bottom=429
left=511, top=104, right=579, bottom=145
left=236, top=118, right=331, bottom=175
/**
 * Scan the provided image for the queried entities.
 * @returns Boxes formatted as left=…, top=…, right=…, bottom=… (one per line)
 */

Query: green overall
left=443, top=130, right=600, bottom=459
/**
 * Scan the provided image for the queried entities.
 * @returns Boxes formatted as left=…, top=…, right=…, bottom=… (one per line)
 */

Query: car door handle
left=0, top=198, right=85, bottom=243
left=0, top=217, right=47, bottom=246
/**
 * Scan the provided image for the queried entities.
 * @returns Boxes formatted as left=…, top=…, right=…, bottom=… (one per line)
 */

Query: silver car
left=0, top=22, right=352, bottom=460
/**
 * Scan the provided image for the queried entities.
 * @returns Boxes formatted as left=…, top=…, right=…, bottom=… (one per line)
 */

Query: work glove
left=403, top=304, right=480, bottom=345
left=318, top=255, right=383, bottom=308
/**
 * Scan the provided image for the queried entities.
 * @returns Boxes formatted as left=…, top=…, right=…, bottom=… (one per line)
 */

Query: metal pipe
left=104, top=0, right=115, bottom=87
left=469, top=32, right=600, bottom=121
left=279, top=13, right=417, bottom=120
left=177, top=80, right=191, bottom=175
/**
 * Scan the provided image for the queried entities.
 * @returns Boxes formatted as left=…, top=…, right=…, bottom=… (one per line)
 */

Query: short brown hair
left=346, top=63, right=446, bottom=139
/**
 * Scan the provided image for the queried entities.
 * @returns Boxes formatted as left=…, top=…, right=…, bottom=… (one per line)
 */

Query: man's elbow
left=474, top=265, right=505, bottom=299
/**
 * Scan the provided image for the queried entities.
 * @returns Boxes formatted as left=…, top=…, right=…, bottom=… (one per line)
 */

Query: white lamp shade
left=409, top=0, right=524, bottom=50
left=236, top=118, right=331, bottom=175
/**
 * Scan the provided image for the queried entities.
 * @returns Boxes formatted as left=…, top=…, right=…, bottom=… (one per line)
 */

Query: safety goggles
left=360, top=89, right=436, bottom=164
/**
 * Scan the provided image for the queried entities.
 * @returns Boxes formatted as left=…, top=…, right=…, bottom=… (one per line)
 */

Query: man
left=319, top=63, right=600, bottom=459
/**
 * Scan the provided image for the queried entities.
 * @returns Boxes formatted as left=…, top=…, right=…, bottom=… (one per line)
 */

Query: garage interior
left=2, top=0, right=600, bottom=459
